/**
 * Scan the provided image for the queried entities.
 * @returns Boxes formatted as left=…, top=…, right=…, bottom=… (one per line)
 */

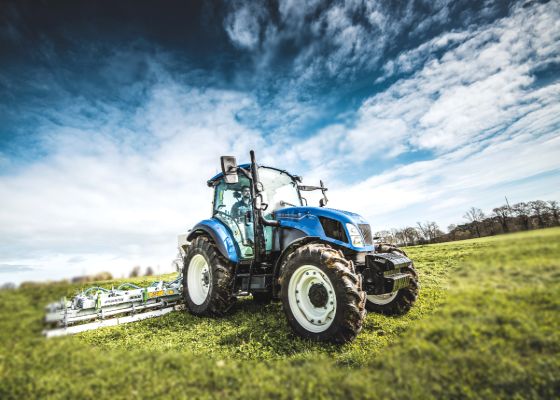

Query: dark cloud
left=0, top=0, right=517, bottom=148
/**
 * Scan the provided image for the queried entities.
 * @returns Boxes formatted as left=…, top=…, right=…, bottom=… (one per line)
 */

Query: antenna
left=505, top=196, right=512, bottom=214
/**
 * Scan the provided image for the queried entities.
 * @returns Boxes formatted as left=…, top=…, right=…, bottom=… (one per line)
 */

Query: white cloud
left=296, top=1, right=559, bottom=161
left=224, top=3, right=266, bottom=50
left=0, top=80, right=269, bottom=284
left=328, top=130, right=560, bottom=231
left=293, top=1, right=560, bottom=229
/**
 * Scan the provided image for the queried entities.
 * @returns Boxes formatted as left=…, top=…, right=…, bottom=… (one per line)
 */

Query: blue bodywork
left=188, top=219, right=240, bottom=263
left=274, top=206, right=375, bottom=252
left=187, top=206, right=374, bottom=263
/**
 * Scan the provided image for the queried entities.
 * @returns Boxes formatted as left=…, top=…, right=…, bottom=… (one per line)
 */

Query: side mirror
left=220, top=156, right=238, bottom=184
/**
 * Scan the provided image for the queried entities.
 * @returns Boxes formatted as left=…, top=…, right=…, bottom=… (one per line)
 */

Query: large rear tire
left=182, top=235, right=236, bottom=316
left=280, top=243, right=366, bottom=343
left=365, top=246, right=419, bottom=315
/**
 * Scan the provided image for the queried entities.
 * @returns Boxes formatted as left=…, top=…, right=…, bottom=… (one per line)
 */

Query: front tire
left=280, top=243, right=366, bottom=343
left=182, top=235, right=235, bottom=316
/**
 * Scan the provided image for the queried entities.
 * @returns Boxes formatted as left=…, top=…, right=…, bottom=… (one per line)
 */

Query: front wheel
left=182, top=235, right=235, bottom=316
left=366, top=263, right=419, bottom=315
left=280, top=243, right=366, bottom=343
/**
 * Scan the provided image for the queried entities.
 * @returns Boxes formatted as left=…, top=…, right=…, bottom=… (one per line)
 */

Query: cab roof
left=207, top=164, right=300, bottom=186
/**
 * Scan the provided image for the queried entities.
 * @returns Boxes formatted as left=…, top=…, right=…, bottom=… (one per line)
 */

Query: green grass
left=1, top=228, right=559, bottom=399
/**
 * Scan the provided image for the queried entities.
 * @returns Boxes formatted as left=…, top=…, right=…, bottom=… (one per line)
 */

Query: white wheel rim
left=187, top=254, right=211, bottom=305
left=288, top=265, right=336, bottom=333
left=367, top=291, right=398, bottom=305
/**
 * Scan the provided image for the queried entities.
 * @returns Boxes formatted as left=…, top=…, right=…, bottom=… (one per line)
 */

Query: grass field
left=1, top=228, right=559, bottom=399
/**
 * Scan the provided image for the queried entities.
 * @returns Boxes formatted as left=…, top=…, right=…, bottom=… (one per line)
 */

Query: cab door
left=212, top=178, right=255, bottom=259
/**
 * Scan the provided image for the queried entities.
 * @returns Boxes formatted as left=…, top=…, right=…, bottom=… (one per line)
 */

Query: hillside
left=1, top=228, right=559, bottom=399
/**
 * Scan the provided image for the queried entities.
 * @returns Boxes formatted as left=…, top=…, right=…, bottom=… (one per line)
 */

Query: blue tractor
left=182, top=151, right=418, bottom=343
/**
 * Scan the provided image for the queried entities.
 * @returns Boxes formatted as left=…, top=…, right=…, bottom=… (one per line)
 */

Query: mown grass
left=1, top=228, right=559, bottom=399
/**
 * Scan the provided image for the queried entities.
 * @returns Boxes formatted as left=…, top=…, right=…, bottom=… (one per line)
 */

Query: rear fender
left=186, top=219, right=239, bottom=263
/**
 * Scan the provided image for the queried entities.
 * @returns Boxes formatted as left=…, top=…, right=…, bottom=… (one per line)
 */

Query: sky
left=1, top=0, right=559, bottom=284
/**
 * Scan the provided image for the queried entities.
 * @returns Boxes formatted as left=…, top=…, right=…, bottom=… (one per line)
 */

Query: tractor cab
left=208, top=162, right=304, bottom=260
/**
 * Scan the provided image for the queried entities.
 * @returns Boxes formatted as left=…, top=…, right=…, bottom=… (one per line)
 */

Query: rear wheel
left=280, top=243, right=366, bottom=343
left=182, top=235, right=236, bottom=316
left=366, top=247, right=419, bottom=315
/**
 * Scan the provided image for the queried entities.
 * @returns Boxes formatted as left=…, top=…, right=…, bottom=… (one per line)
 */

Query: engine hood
left=274, top=206, right=369, bottom=226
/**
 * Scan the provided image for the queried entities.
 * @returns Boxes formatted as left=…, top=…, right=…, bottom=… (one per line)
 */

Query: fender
left=186, top=219, right=239, bottom=263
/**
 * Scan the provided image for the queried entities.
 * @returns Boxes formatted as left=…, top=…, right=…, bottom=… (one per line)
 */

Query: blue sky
left=1, top=0, right=559, bottom=284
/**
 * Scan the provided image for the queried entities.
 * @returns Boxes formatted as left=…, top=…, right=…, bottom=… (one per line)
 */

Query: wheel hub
left=288, top=265, right=337, bottom=333
left=308, top=283, right=328, bottom=308
left=202, top=270, right=210, bottom=287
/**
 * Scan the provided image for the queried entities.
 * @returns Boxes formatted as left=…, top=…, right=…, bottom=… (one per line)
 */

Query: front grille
left=358, top=224, right=373, bottom=245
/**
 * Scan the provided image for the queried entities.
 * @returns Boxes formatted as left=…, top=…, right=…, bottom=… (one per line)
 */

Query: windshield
left=259, top=167, right=301, bottom=211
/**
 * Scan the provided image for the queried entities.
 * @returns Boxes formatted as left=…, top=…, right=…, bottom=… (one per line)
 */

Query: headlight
left=346, top=223, right=364, bottom=247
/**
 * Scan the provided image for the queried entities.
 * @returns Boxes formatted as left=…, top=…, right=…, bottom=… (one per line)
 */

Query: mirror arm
left=238, top=167, right=251, bottom=180
left=319, top=180, right=328, bottom=207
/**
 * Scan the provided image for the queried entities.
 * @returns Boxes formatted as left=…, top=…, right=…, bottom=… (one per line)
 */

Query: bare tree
left=427, top=221, right=443, bottom=241
left=402, top=227, right=419, bottom=245
left=394, top=229, right=405, bottom=246
left=145, top=266, right=155, bottom=276
left=416, top=222, right=430, bottom=242
left=493, top=206, right=510, bottom=233
left=417, top=221, right=442, bottom=242
left=393, top=227, right=417, bottom=246
left=548, top=200, right=559, bottom=226
left=512, top=202, right=531, bottom=230
left=529, top=200, right=549, bottom=228
left=463, top=207, right=485, bottom=237
left=483, top=216, right=498, bottom=235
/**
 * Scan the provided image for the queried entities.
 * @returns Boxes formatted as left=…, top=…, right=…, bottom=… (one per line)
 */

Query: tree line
left=375, top=199, right=559, bottom=246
